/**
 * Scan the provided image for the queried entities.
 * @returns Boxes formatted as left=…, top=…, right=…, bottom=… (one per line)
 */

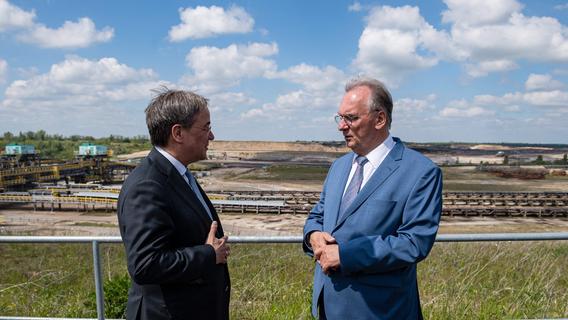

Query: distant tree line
left=1, top=130, right=151, bottom=160
left=501, top=154, right=568, bottom=166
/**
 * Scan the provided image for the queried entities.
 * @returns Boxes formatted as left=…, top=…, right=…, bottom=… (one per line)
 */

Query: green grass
left=420, top=242, right=568, bottom=319
left=0, top=242, right=567, bottom=319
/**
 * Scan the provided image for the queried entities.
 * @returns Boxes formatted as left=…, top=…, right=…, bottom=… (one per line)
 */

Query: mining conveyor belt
left=0, top=191, right=567, bottom=217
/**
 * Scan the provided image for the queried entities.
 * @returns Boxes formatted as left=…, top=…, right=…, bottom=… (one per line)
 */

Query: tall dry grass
left=0, top=241, right=566, bottom=319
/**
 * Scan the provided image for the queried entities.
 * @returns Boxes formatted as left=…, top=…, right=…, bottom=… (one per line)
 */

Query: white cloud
left=554, top=3, right=568, bottom=10
left=0, top=0, right=35, bottom=31
left=208, top=92, right=256, bottom=112
left=441, top=1, right=568, bottom=79
left=2, top=56, right=166, bottom=109
left=0, top=59, right=7, bottom=84
left=0, top=1, right=113, bottom=48
left=395, top=95, right=436, bottom=113
left=18, top=17, right=113, bottom=48
left=523, top=90, right=568, bottom=107
left=442, top=0, right=523, bottom=27
left=439, top=98, right=495, bottom=118
left=488, top=90, right=568, bottom=108
left=241, top=88, right=342, bottom=120
left=240, top=108, right=264, bottom=119
left=268, top=63, right=346, bottom=92
left=452, top=13, right=568, bottom=63
left=352, top=5, right=451, bottom=86
left=461, top=85, right=568, bottom=115
left=525, top=74, right=564, bottom=91
left=181, top=42, right=278, bottom=93
left=465, top=59, right=518, bottom=78
left=352, top=1, right=568, bottom=84
left=348, top=2, right=363, bottom=12
left=259, top=28, right=269, bottom=36
left=243, top=63, right=347, bottom=120
left=440, top=106, right=494, bottom=118
left=0, top=56, right=171, bottom=137
left=169, top=5, right=254, bottom=41
left=505, top=105, right=521, bottom=112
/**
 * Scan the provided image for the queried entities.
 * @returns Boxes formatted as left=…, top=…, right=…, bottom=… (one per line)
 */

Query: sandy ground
left=1, top=208, right=567, bottom=237
left=199, top=167, right=323, bottom=192
left=1, top=160, right=567, bottom=237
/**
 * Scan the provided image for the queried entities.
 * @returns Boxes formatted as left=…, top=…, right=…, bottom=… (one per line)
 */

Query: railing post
left=92, top=240, right=105, bottom=320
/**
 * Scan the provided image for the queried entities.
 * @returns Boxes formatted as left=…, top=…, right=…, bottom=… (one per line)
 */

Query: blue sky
left=1, top=0, right=567, bottom=143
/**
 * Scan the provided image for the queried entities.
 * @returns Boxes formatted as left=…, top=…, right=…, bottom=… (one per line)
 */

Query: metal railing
left=1, top=232, right=568, bottom=320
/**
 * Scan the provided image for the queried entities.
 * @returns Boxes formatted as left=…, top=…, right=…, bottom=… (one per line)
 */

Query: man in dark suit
left=303, top=77, right=443, bottom=319
left=118, top=89, right=230, bottom=320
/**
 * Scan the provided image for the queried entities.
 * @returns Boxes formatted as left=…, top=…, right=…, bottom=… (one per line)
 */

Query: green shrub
left=84, top=267, right=129, bottom=317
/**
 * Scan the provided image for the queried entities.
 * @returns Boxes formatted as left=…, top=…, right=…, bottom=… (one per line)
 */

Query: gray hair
left=345, top=76, right=393, bottom=129
left=145, top=88, right=208, bottom=146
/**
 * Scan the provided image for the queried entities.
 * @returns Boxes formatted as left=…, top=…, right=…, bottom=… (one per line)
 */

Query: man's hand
left=318, top=244, right=340, bottom=275
left=309, top=231, right=336, bottom=260
left=205, top=221, right=230, bottom=264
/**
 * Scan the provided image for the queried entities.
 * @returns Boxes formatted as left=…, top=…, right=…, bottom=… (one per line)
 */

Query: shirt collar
left=353, top=133, right=395, bottom=168
left=155, top=146, right=189, bottom=176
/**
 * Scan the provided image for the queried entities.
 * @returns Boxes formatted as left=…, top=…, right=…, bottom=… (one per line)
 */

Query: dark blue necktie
left=185, top=171, right=213, bottom=220
left=338, top=156, right=368, bottom=223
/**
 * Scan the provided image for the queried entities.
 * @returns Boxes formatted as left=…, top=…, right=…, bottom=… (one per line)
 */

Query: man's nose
left=337, top=119, right=349, bottom=131
left=209, top=130, right=215, bottom=140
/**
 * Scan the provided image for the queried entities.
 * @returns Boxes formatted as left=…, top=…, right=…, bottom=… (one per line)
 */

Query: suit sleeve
left=302, top=165, right=334, bottom=256
left=119, top=179, right=216, bottom=285
left=339, top=166, right=443, bottom=275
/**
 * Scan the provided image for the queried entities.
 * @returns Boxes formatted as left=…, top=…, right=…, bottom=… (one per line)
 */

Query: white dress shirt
left=342, top=134, right=395, bottom=196
left=155, top=146, right=191, bottom=183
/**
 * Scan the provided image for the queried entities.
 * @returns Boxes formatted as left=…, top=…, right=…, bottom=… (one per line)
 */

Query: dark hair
left=345, top=76, right=393, bottom=128
left=145, top=88, right=208, bottom=146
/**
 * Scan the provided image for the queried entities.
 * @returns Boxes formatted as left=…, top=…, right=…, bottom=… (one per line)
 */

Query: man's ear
left=374, top=111, right=387, bottom=130
left=170, top=124, right=184, bottom=143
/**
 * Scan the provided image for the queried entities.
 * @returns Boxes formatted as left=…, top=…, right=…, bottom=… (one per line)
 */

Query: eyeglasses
left=334, top=113, right=363, bottom=126
left=200, top=124, right=212, bottom=132
left=334, top=110, right=379, bottom=127
left=180, top=122, right=212, bottom=132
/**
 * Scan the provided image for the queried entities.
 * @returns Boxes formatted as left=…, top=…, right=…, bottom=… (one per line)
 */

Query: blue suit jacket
left=303, top=138, right=442, bottom=319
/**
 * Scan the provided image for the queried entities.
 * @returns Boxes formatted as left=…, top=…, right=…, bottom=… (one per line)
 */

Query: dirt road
left=1, top=209, right=567, bottom=236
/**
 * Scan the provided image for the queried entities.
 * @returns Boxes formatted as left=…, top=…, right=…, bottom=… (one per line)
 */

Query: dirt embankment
left=2, top=209, right=567, bottom=236
left=117, top=141, right=349, bottom=160
left=209, top=141, right=349, bottom=153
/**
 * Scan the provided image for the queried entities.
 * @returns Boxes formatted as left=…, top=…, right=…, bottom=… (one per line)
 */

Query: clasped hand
left=310, top=231, right=340, bottom=275
left=205, top=221, right=230, bottom=264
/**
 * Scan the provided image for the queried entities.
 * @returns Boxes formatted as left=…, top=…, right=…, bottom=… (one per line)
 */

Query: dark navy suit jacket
left=303, top=138, right=442, bottom=319
left=118, top=148, right=230, bottom=320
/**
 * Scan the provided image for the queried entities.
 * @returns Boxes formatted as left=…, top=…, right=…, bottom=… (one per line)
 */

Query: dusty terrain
left=2, top=141, right=567, bottom=236
left=200, top=167, right=323, bottom=192
left=1, top=208, right=567, bottom=237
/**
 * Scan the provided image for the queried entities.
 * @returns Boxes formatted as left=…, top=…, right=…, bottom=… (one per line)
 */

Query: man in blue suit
left=303, top=77, right=443, bottom=319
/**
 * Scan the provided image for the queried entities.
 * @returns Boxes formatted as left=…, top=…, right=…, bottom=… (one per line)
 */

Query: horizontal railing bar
left=0, top=318, right=122, bottom=320
left=436, top=232, right=568, bottom=242
left=1, top=232, right=568, bottom=244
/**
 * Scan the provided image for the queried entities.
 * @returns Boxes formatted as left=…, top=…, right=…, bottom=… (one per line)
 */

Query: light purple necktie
left=337, top=155, right=368, bottom=223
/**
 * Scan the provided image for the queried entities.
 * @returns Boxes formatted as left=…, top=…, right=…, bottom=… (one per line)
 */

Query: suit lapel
left=149, top=149, right=213, bottom=226
left=171, top=173, right=214, bottom=224
left=333, top=140, right=404, bottom=231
